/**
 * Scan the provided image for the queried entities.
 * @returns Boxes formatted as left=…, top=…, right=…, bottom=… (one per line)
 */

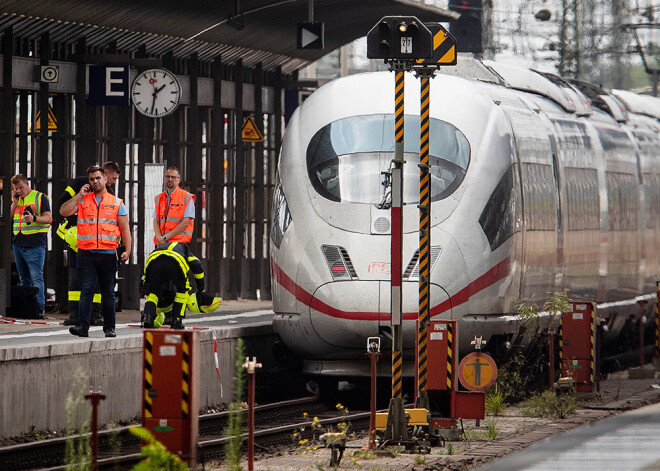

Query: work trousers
left=144, top=257, right=188, bottom=323
left=67, top=248, right=102, bottom=318
left=12, top=244, right=46, bottom=311
left=76, top=250, right=117, bottom=329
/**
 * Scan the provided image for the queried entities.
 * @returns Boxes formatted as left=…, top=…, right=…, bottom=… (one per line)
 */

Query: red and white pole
left=243, top=357, right=262, bottom=471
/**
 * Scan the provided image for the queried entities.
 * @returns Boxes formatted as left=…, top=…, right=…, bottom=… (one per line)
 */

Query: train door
left=506, top=107, right=559, bottom=301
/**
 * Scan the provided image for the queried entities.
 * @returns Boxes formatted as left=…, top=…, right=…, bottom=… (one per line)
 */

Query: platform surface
left=0, top=299, right=274, bottom=353
left=476, top=400, right=660, bottom=471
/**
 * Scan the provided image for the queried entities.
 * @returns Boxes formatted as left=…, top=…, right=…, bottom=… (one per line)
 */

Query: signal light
left=367, top=16, right=433, bottom=61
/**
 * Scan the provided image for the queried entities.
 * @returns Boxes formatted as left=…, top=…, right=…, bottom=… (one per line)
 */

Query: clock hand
left=155, top=84, right=167, bottom=94
left=150, top=92, right=156, bottom=115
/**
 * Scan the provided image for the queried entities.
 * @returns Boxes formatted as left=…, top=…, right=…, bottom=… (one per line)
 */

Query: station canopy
left=0, top=0, right=458, bottom=74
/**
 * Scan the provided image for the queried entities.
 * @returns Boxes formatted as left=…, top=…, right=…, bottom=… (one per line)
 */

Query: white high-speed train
left=270, top=58, right=660, bottom=377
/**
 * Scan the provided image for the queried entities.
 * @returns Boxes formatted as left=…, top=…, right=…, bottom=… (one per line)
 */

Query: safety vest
left=13, top=190, right=50, bottom=235
left=153, top=188, right=195, bottom=244
left=77, top=191, right=123, bottom=251
left=144, top=242, right=192, bottom=291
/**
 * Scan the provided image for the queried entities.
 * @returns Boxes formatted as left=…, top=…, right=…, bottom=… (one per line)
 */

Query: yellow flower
left=299, top=439, right=309, bottom=445
left=303, top=412, right=309, bottom=417
left=313, top=416, right=319, bottom=422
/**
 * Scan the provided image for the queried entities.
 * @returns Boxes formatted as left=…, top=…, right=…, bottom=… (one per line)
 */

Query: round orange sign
left=458, top=352, right=498, bottom=392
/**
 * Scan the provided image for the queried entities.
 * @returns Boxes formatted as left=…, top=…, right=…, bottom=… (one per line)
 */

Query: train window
left=306, top=114, right=470, bottom=204
left=270, top=178, right=291, bottom=248
left=479, top=164, right=521, bottom=251
left=606, top=172, right=638, bottom=231
left=521, top=163, right=556, bottom=231
left=565, top=168, right=600, bottom=231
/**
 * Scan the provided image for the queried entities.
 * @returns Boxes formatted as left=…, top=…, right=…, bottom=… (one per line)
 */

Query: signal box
left=426, top=320, right=485, bottom=430
left=560, top=302, right=597, bottom=392
left=142, top=329, right=200, bottom=464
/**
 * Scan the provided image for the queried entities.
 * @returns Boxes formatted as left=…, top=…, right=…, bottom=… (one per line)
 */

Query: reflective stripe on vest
left=13, top=190, right=50, bottom=235
left=153, top=188, right=195, bottom=244
left=145, top=242, right=192, bottom=291
left=77, top=192, right=122, bottom=251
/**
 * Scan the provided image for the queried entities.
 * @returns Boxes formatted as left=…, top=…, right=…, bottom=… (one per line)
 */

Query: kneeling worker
left=142, top=242, right=221, bottom=329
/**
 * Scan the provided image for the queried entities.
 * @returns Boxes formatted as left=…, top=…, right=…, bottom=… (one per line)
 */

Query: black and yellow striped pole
left=143, top=331, right=154, bottom=419
left=182, top=333, right=190, bottom=419
left=384, top=64, right=408, bottom=442
left=415, top=70, right=433, bottom=411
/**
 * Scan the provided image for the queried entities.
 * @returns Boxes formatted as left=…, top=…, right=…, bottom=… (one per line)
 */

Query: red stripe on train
left=270, top=257, right=510, bottom=321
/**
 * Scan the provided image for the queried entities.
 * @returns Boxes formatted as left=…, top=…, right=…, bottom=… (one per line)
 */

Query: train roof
left=434, top=56, right=658, bottom=125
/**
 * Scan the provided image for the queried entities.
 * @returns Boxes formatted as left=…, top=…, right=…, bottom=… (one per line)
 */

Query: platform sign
left=458, top=352, right=497, bottom=392
left=415, top=23, right=457, bottom=67
left=88, top=66, right=130, bottom=106
left=241, top=116, right=264, bottom=142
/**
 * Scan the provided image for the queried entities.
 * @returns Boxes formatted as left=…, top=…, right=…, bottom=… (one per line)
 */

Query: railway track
left=0, top=396, right=370, bottom=470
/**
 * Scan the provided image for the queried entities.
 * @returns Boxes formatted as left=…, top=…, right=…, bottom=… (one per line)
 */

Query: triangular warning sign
left=241, top=116, right=264, bottom=142
left=35, top=107, right=58, bottom=132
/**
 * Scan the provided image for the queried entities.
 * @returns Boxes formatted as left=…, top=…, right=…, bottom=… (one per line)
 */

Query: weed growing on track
left=225, top=338, right=246, bottom=470
left=485, top=390, right=506, bottom=415
left=64, top=368, right=91, bottom=470
left=520, top=390, right=577, bottom=419
left=129, top=427, right=188, bottom=470
left=486, top=419, right=499, bottom=440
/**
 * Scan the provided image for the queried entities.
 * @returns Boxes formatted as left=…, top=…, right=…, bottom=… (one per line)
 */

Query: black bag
left=6, top=286, right=42, bottom=319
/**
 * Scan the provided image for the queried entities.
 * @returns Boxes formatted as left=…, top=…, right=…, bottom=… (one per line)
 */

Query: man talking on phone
left=58, top=162, right=122, bottom=326
left=60, top=166, right=132, bottom=338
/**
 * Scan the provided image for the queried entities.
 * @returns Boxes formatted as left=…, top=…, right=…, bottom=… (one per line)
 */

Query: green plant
left=520, top=391, right=577, bottom=419
left=446, top=443, right=457, bottom=455
left=224, top=338, right=247, bottom=471
left=413, top=454, right=426, bottom=465
left=129, top=427, right=188, bottom=471
left=385, top=447, right=401, bottom=457
left=29, top=425, right=45, bottom=441
left=514, top=295, right=539, bottom=326
left=485, top=390, right=506, bottom=416
left=65, top=368, right=91, bottom=470
left=486, top=419, right=498, bottom=440
left=542, top=289, right=571, bottom=324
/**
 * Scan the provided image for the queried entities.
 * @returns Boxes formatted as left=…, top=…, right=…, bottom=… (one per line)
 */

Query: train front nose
left=309, top=228, right=469, bottom=355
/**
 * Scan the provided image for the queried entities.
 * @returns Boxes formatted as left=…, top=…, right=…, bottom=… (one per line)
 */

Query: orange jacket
left=77, top=191, right=123, bottom=250
left=153, top=188, right=195, bottom=244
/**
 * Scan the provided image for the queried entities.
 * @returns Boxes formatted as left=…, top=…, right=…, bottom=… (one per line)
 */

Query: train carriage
left=270, top=58, right=660, bottom=378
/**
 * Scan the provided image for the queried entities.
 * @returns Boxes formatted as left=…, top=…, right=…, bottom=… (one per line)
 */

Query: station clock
left=131, top=68, right=182, bottom=118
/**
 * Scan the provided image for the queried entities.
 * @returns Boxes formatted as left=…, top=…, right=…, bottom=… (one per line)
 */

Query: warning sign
left=458, top=352, right=497, bottom=392
left=241, top=116, right=264, bottom=142
left=34, top=107, right=58, bottom=132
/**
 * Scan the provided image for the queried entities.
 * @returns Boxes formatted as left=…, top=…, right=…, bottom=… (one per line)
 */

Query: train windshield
left=307, top=114, right=470, bottom=204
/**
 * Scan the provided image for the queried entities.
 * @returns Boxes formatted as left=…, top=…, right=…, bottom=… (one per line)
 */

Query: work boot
left=69, top=324, right=89, bottom=337
left=90, top=314, right=104, bottom=326
left=142, top=312, right=155, bottom=328
left=171, top=317, right=184, bottom=330
left=103, top=327, right=116, bottom=338
left=63, top=315, right=78, bottom=326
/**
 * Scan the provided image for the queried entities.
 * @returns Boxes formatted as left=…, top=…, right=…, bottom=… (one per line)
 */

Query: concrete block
left=628, top=367, right=656, bottom=379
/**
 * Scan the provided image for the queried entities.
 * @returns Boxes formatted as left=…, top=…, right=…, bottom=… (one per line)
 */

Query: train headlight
left=321, top=245, right=358, bottom=281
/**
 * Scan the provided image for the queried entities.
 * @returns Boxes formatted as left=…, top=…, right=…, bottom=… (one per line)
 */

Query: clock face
left=131, top=68, right=181, bottom=118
